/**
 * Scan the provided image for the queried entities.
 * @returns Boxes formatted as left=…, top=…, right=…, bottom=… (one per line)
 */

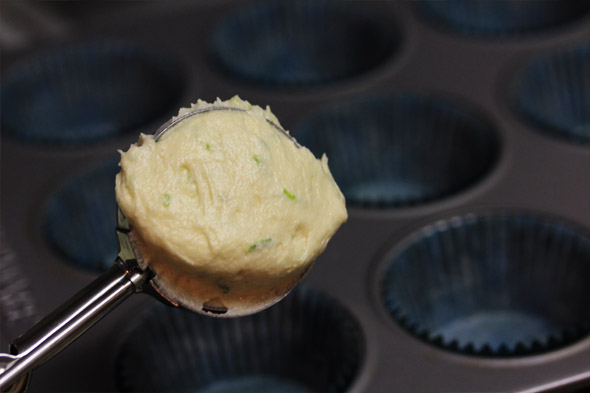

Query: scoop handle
left=0, top=262, right=148, bottom=391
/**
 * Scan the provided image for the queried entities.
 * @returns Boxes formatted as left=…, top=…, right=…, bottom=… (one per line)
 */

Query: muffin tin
left=1, top=1, right=589, bottom=392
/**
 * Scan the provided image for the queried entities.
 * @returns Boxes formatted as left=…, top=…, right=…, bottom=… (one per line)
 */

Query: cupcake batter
left=115, top=96, right=347, bottom=315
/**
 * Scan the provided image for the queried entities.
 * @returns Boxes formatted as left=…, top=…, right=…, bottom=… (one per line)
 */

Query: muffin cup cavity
left=43, top=159, right=119, bottom=272
left=116, top=286, right=364, bottom=392
left=417, top=0, right=590, bottom=37
left=295, top=94, right=499, bottom=208
left=513, top=44, right=590, bottom=144
left=380, top=212, right=590, bottom=357
left=1, top=42, right=183, bottom=144
left=210, top=0, right=398, bottom=87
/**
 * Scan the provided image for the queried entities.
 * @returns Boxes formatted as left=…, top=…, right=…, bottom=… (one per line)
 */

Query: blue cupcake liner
left=210, top=0, right=397, bottom=86
left=116, top=286, right=364, bottom=392
left=417, top=0, right=590, bottom=37
left=380, top=212, right=590, bottom=357
left=199, top=376, right=310, bottom=393
left=295, top=93, right=499, bottom=208
left=514, top=44, right=590, bottom=144
left=43, top=158, right=119, bottom=272
left=1, top=41, right=183, bottom=144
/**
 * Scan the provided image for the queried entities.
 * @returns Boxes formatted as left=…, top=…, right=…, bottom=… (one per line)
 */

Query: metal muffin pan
left=1, top=1, right=589, bottom=392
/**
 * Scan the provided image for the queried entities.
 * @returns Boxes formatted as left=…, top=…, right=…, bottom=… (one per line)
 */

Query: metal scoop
left=0, top=106, right=300, bottom=392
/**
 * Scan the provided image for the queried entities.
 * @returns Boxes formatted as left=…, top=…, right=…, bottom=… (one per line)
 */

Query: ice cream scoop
left=0, top=98, right=347, bottom=391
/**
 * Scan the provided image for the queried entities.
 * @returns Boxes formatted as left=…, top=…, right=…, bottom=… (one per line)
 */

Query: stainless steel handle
left=0, top=261, right=149, bottom=391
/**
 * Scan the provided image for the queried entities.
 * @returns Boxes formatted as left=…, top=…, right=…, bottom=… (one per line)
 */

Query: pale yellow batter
left=115, top=96, right=347, bottom=316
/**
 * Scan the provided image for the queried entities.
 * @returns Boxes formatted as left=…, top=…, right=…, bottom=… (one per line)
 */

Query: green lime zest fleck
left=253, top=154, right=261, bottom=164
left=248, top=238, right=272, bottom=253
left=283, top=188, right=295, bottom=200
left=162, top=193, right=171, bottom=207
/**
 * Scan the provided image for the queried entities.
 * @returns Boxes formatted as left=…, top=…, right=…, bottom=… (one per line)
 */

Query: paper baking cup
left=514, top=44, right=590, bottom=144
left=43, top=159, right=119, bottom=271
left=210, top=0, right=397, bottom=86
left=417, top=0, right=590, bottom=36
left=380, top=212, right=590, bottom=357
left=116, top=286, right=364, bottom=392
left=1, top=42, right=183, bottom=144
left=295, top=94, right=499, bottom=208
